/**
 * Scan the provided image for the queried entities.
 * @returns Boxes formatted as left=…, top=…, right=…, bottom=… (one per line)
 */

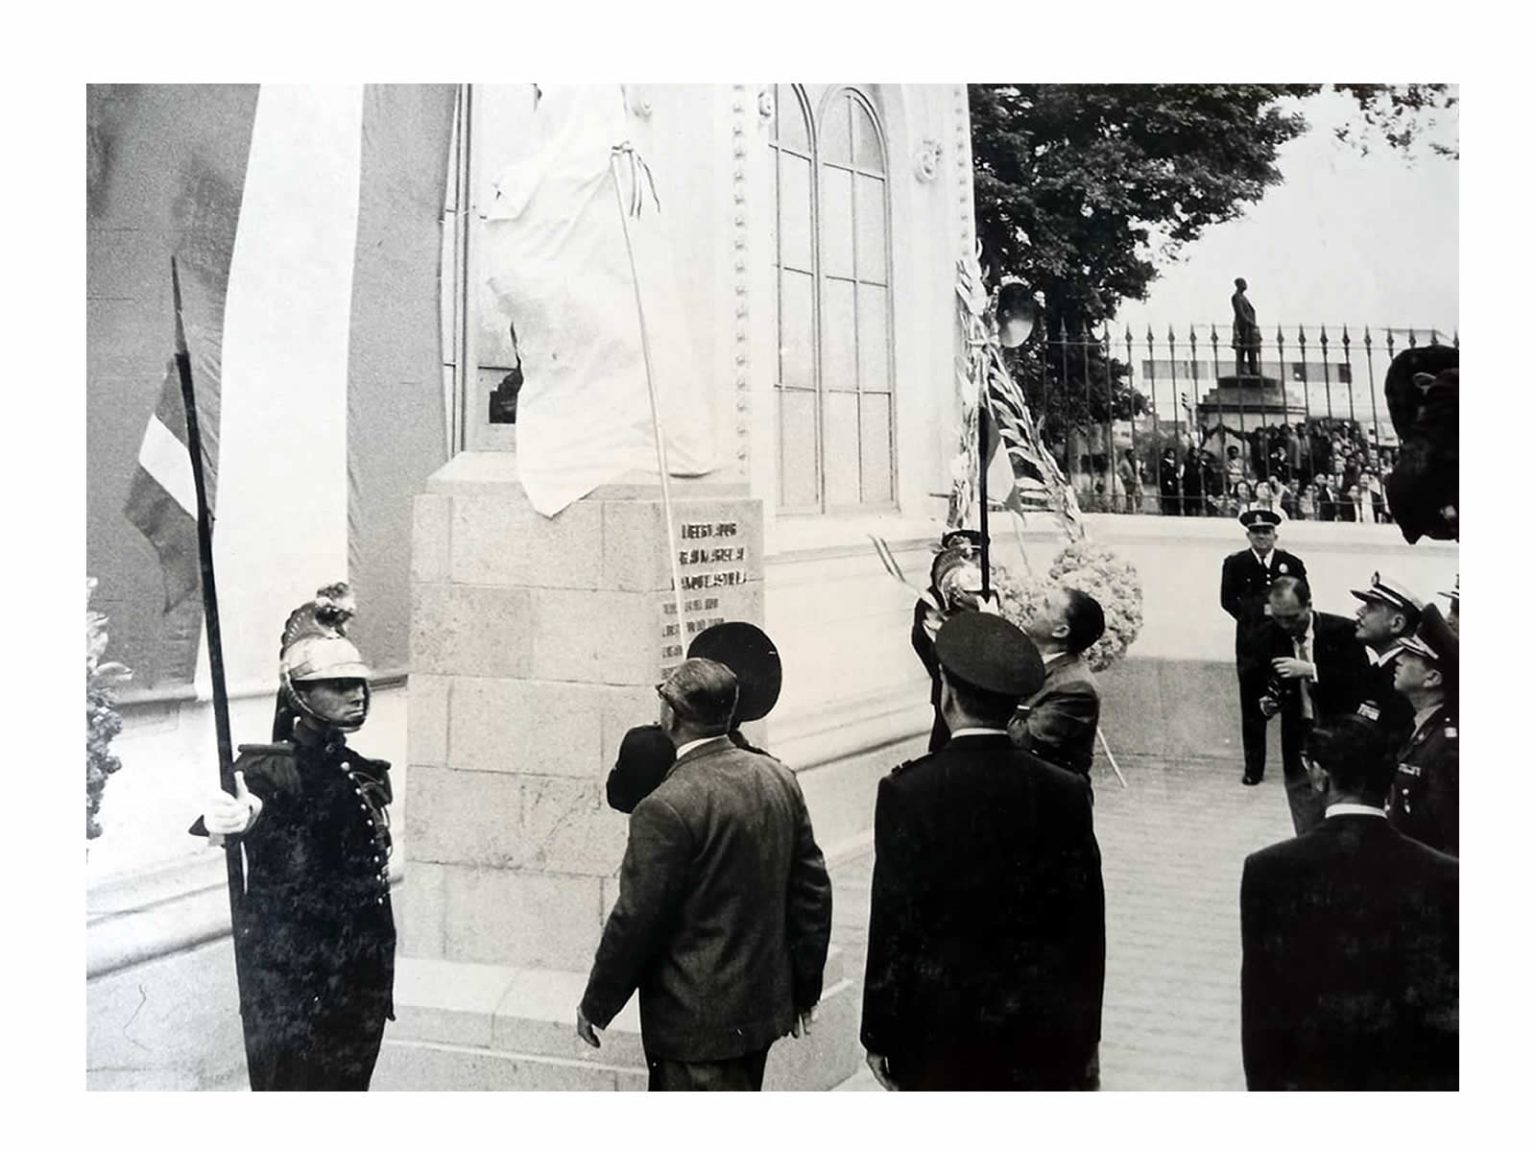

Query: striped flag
left=123, top=354, right=212, bottom=612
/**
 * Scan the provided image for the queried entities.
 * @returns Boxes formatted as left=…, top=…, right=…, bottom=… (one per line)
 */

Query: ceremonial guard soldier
left=194, top=584, right=395, bottom=1090
left=1220, top=507, right=1307, bottom=785
left=1388, top=604, right=1459, bottom=857
left=863, top=613, right=1105, bottom=1091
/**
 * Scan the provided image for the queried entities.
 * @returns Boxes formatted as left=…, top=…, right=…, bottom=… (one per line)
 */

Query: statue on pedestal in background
left=1231, top=277, right=1261, bottom=377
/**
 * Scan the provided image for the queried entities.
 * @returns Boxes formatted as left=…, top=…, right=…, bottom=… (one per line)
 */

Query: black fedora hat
left=687, top=621, right=783, bottom=723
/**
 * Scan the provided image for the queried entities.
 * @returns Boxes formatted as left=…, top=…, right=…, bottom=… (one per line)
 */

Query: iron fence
left=1010, top=322, right=1457, bottom=523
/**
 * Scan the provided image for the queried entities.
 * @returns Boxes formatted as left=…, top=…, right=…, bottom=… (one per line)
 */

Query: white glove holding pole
left=203, top=771, right=261, bottom=845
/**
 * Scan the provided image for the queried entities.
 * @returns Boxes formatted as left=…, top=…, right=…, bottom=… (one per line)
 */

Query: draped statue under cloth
left=482, top=85, right=715, bottom=517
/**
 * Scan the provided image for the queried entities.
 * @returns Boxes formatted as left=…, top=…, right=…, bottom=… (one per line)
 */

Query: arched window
left=771, top=85, right=895, bottom=513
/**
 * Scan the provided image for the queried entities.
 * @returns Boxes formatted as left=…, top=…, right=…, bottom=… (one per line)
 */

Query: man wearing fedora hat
left=1221, top=507, right=1308, bottom=786
left=1350, top=572, right=1423, bottom=750
left=578, top=656, right=831, bottom=1090
left=863, top=613, right=1105, bottom=1091
left=1240, top=712, right=1458, bottom=1090
left=1388, top=604, right=1459, bottom=857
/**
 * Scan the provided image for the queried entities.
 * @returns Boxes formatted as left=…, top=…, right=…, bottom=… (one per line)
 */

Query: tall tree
left=969, top=83, right=1455, bottom=462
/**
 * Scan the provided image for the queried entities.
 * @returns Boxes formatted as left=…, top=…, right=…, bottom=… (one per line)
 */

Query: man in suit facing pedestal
left=577, top=657, right=832, bottom=1090
left=1240, top=714, right=1458, bottom=1090
left=1010, top=586, right=1105, bottom=789
left=1220, top=508, right=1307, bottom=786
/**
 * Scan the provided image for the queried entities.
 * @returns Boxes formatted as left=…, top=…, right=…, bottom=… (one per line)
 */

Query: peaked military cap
left=1398, top=603, right=1458, bottom=674
left=687, top=621, right=783, bottom=723
left=934, top=611, right=1044, bottom=698
left=1439, top=574, right=1459, bottom=603
left=1350, top=572, right=1424, bottom=617
left=1238, top=507, right=1282, bottom=530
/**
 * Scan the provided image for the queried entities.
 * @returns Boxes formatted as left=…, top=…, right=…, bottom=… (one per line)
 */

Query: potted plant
left=87, top=578, right=131, bottom=840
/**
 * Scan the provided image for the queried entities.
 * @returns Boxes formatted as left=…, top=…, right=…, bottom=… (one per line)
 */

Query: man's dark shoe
left=1242, top=774, right=1263, bottom=786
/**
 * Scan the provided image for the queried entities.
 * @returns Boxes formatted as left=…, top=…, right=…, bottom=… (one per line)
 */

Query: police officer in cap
left=194, top=583, right=396, bottom=1090
left=862, top=612, right=1106, bottom=1091
left=1349, top=572, right=1422, bottom=749
left=1388, top=604, right=1459, bottom=857
left=606, top=621, right=783, bottom=813
left=1221, top=507, right=1308, bottom=785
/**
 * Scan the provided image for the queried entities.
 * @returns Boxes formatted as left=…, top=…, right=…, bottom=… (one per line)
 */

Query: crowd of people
left=1074, top=417, right=1400, bottom=523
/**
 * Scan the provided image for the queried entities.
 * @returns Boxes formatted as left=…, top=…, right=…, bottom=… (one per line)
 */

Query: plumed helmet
left=276, top=582, right=372, bottom=733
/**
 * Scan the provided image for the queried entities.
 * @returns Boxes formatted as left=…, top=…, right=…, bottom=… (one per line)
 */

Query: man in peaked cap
left=1387, top=604, right=1459, bottom=856
left=1350, top=572, right=1423, bottom=749
left=862, top=613, right=1106, bottom=1090
left=1221, top=506, right=1309, bottom=786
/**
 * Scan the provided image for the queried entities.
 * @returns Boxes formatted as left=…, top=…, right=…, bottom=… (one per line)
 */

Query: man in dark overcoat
left=578, top=657, right=832, bottom=1090
left=862, top=613, right=1105, bottom=1091
left=1252, top=576, right=1372, bottom=834
left=1220, top=508, right=1307, bottom=786
left=1241, top=714, right=1458, bottom=1090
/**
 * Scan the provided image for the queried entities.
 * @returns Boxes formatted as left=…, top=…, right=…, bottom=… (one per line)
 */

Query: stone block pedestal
left=388, top=452, right=858, bottom=1089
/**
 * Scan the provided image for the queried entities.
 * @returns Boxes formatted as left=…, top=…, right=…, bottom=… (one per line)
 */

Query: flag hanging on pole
left=124, top=355, right=217, bottom=612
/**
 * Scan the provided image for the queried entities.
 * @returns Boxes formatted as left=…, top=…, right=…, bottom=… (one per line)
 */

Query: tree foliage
left=969, top=83, right=1456, bottom=446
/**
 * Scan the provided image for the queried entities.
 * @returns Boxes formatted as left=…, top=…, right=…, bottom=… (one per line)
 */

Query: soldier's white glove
left=203, top=771, right=262, bottom=843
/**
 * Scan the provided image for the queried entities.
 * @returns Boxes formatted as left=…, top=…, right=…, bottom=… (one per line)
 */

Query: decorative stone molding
left=954, top=85, right=974, bottom=255
left=732, top=86, right=752, bottom=464
left=915, top=137, right=943, bottom=182
left=757, top=87, right=775, bottom=126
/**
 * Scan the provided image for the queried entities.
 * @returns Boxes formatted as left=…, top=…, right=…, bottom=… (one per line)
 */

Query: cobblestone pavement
left=829, top=751, right=1295, bottom=1091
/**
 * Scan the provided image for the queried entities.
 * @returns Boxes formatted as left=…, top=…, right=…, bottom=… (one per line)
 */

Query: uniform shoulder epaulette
left=236, top=741, right=296, bottom=757
left=891, top=757, right=924, bottom=777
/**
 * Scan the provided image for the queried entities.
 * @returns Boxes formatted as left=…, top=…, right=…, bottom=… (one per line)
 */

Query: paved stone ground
left=830, top=750, right=1295, bottom=1091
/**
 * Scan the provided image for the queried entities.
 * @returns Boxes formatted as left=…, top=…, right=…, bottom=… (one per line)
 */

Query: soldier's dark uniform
left=192, top=585, right=395, bottom=1090
left=1219, top=508, right=1307, bottom=783
left=1385, top=606, right=1459, bottom=858
left=1389, top=704, right=1459, bottom=858
left=1349, top=574, right=1424, bottom=751
left=222, top=736, right=395, bottom=1090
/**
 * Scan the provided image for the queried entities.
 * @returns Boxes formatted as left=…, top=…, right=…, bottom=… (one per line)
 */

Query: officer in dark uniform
left=194, top=584, right=395, bottom=1090
left=862, top=613, right=1105, bottom=1091
left=1220, top=507, right=1308, bottom=785
left=1387, top=604, right=1458, bottom=857
left=1349, top=572, right=1421, bottom=749
left=605, top=621, right=783, bottom=813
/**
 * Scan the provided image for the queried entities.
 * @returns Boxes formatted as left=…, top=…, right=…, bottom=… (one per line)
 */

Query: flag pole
left=170, top=257, right=250, bottom=1009
left=609, top=148, right=688, bottom=650
left=978, top=360, right=992, bottom=600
